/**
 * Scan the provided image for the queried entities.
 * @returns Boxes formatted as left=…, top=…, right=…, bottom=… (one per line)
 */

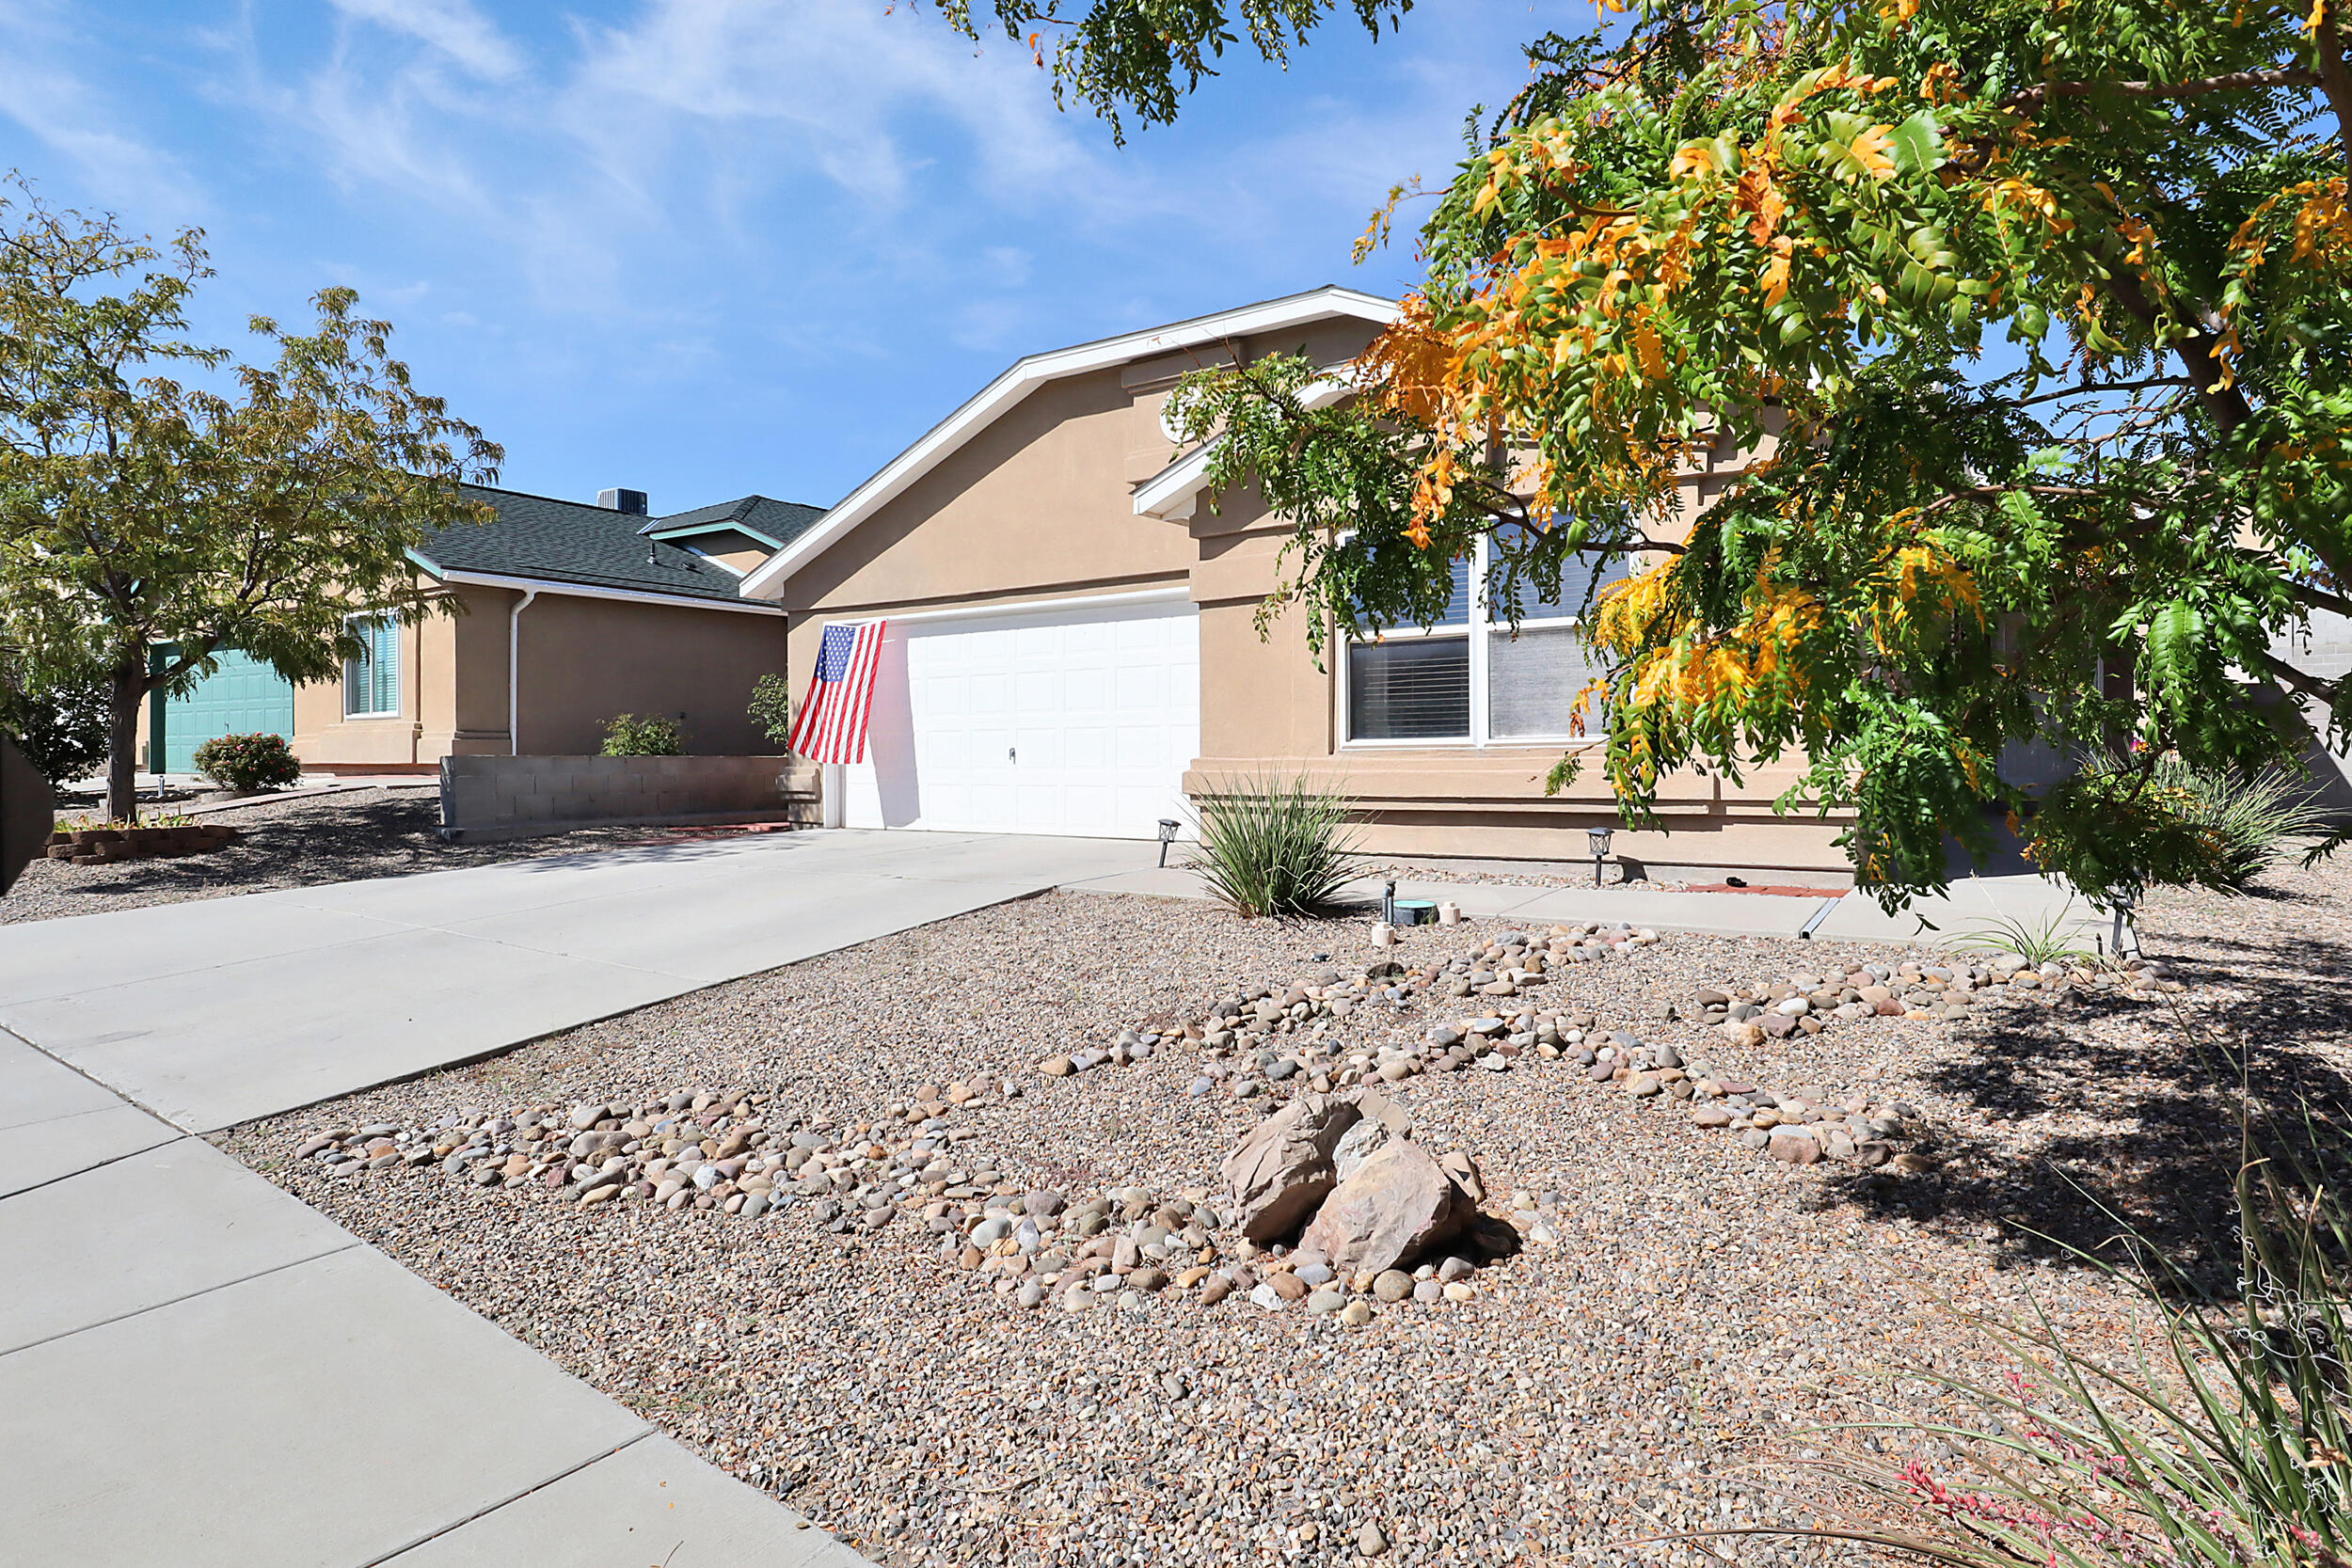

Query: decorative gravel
left=222, top=864, right=2344, bottom=1568
left=4, top=786, right=757, bottom=925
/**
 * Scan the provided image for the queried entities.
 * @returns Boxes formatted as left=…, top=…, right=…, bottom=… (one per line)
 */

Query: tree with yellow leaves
left=1157, top=0, right=2352, bottom=908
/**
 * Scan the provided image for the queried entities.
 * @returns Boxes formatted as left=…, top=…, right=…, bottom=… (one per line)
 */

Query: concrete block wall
left=439, top=754, right=813, bottom=841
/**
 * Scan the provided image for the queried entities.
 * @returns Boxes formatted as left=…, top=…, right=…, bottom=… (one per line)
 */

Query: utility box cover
left=0, top=736, right=53, bottom=895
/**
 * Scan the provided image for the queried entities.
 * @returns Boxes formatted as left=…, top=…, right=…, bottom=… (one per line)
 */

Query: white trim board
left=841, top=585, right=1189, bottom=627
left=430, top=568, right=786, bottom=617
left=739, top=286, right=1398, bottom=598
left=1132, top=370, right=1359, bottom=522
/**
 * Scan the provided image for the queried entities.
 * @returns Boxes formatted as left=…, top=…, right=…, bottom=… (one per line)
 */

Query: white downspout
left=508, top=588, right=537, bottom=755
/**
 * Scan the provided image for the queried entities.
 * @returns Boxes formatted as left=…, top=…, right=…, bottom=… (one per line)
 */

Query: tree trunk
left=106, top=655, right=144, bottom=826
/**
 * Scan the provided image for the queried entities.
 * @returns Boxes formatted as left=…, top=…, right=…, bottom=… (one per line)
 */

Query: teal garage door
left=152, top=648, right=295, bottom=774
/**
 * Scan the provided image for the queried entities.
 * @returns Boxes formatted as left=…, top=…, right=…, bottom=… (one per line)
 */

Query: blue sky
left=0, top=0, right=1546, bottom=514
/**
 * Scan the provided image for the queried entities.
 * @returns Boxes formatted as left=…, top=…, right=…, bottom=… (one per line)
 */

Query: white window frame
left=1336, top=531, right=1625, bottom=752
left=342, top=612, right=402, bottom=720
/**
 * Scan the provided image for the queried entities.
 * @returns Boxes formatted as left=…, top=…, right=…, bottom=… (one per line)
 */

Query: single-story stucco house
left=739, top=286, right=1850, bottom=878
left=144, top=485, right=813, bottom=775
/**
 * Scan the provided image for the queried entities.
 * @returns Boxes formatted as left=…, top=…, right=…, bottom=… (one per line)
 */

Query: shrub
left=747, top=673, right=793, bottom=750
left=0, top=673, right=109, bottom=784
left=2029, top=752, right=2331, bottom=907
left=192, top=732, right=301, bottom=792
left=1188, top=774, right=1360, bottom=918
left=600, top=713, right=685, bottom=757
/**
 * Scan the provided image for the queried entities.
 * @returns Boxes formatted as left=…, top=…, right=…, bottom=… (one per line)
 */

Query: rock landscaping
left=230, top=876, right=2287, bottom=1568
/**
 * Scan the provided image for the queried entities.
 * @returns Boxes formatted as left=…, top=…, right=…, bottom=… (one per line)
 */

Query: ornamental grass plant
left=1702, top=1110, right=2352, bottom=1568
left=1187, top=774, right=1360, bottom=919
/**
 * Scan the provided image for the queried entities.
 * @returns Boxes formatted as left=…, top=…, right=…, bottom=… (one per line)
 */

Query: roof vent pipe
left=597, top=487, right=648, bottom=515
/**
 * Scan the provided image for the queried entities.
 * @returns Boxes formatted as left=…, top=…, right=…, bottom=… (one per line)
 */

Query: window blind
left=1347, top=638, right=1470, bottom=739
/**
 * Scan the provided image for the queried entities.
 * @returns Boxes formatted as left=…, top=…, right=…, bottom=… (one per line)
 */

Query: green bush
left=747, top=673, right=793, bottom=750
left=600, top=713, right=685, bottom=757
left=191, top=731, right=301, bottom=792
left=0, top=673, right=109, bottom=784
left=2029, top=752, right=2331, bottom=906
left=1188, top=774, right=1360, bottom=918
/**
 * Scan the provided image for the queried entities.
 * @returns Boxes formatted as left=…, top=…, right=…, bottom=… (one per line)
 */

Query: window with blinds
left=1341, top=525, right=1638, bottom=745
left=1489, top=625, right=1606, bottom=737
left=342, top=616, right=400, bottom=718
left=1347, top=638, right=1470, bottom=739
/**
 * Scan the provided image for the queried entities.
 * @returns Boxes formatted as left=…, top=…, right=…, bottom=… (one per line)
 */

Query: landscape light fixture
left=1587, top=826, right=1614, bottom=887
left=1157, top=817, right=1180, bottom=868
left=1382, top=879, right=1397, bottom=927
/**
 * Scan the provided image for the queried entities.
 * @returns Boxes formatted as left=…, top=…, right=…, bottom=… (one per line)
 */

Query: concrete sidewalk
left=0, top=829, right=1159, bottom=1132
left=0, top=1031, right=871, bottom=1568
left=1065, top=863, right=2113, bottom=950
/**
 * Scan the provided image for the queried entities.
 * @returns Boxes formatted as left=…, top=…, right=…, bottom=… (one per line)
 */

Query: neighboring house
left=739, top=286, right=1851, bottom=877
left=146, top=484, right=814, bottom=775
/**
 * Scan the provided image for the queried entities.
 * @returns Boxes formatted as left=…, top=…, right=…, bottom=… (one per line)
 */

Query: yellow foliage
left=1760, top=236, right=1795, bottom=306
left=1669, top=142, right=1717, bottom=182
left=1850, top=123, right=1899, bottom=182
left=1634, top=321, right=1671, bottom=379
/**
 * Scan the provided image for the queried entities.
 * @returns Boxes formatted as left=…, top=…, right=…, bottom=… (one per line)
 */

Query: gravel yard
left=221, top=863, right=2344, bottom=1568
left=6, top=786, right=754, bottom=925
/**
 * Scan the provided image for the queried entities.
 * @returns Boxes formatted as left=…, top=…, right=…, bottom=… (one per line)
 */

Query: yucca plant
left=1944, top=909, right=2107, bottom=970
left=1187, top=774, right=1360, bottom=919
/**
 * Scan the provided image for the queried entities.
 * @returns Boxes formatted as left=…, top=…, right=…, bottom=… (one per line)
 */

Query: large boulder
left=1298, top=1140, right=1477, bottom=1275
left=1222, top=1092, right=1362, bottom=1243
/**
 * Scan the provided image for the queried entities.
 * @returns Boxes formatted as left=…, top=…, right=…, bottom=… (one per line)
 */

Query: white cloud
left=326, top=0, right=524, bottom=83
left=558, top=0, right=1111, bottom=212
left=0, top=0, right=201, bottom=218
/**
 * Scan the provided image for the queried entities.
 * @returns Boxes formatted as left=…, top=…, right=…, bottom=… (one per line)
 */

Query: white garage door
left=837, top=596, right=1200, bottom=838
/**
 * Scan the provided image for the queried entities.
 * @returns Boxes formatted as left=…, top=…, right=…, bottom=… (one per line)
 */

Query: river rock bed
left=225, top=881, right=2284, bottom=1568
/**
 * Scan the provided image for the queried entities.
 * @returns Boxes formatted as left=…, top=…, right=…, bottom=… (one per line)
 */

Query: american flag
left=788, top=620, right=888, bottom=764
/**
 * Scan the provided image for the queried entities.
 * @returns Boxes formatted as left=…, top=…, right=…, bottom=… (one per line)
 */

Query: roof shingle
left=413, top=485, right=823, bottom=604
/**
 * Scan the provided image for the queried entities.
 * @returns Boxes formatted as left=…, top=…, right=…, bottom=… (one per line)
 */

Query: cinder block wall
left=440, top=754, right=815, bottom=841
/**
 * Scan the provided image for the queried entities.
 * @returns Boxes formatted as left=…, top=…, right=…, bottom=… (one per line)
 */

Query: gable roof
left=639, top=495, right=828, bottom=551
left=737, top=284, right=1398, bottom=599
left=412, top=485, right=799, bottom=607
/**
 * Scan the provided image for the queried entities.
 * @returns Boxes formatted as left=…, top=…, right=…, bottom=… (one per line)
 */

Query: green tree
left=0, top=668, right=109, bottom=786
left=1139, top=0, right=2352, bottom=908
left=915, top=0, right=1413, bottom=139
left=0, top=182, right=500, bottom=823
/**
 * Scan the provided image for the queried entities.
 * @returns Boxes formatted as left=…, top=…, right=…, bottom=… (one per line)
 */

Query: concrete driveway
left=0, top=828, right=1171, bottom=1568
left=0, top=829, right=1158, bottom=1132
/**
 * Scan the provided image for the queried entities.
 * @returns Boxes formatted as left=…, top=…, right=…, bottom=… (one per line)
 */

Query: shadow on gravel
left=23, top=793, right=760, bottom=916
left=1809, top=926, right=2352, bottom=1292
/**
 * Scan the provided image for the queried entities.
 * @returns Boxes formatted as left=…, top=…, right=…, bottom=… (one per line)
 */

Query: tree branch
left=2288, top=579, right=2352, bottom=621
left=2314, top=1, right=2352, bottom=172
left=1919, top=482, right=2105, bottom=517
left=2001, top=67, right=2319, bottom=110
left=2100, top=269, right=2254, bottom=436
left=2010, top=376, right=2190, bottom=409
left=2257, top=647, right=2343, bottom=706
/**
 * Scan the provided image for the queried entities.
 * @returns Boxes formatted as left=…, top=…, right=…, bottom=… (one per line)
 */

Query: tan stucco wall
left=290, top=581, right=787, bottom=765
left=289, top=577, right=460, bottom=768
left=779, top=312, right=1847, bottom=873
left=507, top=592, right=787, bottom=757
